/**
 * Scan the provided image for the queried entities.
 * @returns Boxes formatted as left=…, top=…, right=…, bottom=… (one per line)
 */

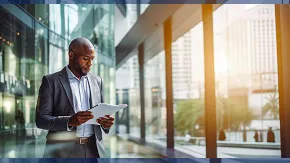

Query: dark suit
left=35, top=67, right=109, bottom=158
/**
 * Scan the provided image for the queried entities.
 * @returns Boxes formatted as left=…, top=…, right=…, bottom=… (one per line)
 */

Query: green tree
left=262, top=91, right=279, bottom=119
left=175, top=99, right=204, bottom=136
left=175, top=97, right=255, bottom=136
left=217, top=97, right=255, bottom=130
left=216, top=96, right=254, bottom=131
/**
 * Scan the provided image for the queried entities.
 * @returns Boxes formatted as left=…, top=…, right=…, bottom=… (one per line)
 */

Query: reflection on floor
left=0, top=130, right=281, bottom=158
left=183, top=145, right=281, bottom=158
left=0, top=132, right=163, bottom=158
left=132, top=136, right=281, bottom=158
left=104, top=136, right=164, bottom=158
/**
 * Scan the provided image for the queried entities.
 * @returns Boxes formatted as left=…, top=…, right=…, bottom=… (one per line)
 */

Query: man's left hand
left=97, top=115, right=115, bottom=129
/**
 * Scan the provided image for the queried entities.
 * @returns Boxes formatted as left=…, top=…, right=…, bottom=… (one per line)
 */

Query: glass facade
left=115, top=3, right=285, bottom=159
left=213, top=4, right=280, bottom=158
left=140, top=2, right=150, bottom=15
left=144, top=50, right=166, bottom=142
left=172, top=22, right=206, bottom=156
left=126, top=4, right=138, bottom=29
left=115, top=54, right=141, bottom=137
left=0, top=4, right=115, bottom=158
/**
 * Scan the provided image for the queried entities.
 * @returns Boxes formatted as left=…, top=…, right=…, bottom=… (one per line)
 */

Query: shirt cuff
left=67, top=117, right=74, bottom=131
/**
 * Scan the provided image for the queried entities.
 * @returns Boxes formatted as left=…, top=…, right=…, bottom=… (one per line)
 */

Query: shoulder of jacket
left=44, top=70, right=62, bottom=81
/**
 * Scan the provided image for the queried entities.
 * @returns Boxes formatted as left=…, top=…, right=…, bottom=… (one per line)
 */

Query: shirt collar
left=66, top=65, right=88, bottom=80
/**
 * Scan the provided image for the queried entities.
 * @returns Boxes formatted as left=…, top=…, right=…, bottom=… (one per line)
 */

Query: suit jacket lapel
left=58, top=67, right=74, bottom=110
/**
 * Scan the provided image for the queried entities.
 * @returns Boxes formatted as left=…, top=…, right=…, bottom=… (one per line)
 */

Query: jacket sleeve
left=99, top=77, right=110, bottom=134
left=35, top=76, right=70, bottom=131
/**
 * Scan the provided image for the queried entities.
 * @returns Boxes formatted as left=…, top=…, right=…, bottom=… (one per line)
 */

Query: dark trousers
left=44, top=135, right=100, bottom=158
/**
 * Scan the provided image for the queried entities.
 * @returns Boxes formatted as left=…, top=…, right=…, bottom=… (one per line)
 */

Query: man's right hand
left=68, top=111, right=94, bottom=127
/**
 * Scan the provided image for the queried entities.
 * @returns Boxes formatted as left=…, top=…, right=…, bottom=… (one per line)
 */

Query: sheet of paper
left=85, top=103, right=128, bottom=125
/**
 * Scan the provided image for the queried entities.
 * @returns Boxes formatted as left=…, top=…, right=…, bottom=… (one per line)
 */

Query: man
left=35, top=37, right=114, bottom=158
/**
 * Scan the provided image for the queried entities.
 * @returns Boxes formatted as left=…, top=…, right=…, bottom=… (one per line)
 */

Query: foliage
left=175, top=97, right=255, bottom=136
left=174, top=99, right=204, bottom=136
left=262, top=91, right=279, bottom=119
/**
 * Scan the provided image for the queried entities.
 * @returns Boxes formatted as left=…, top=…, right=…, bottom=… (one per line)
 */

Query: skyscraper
left=214, top=4, right=277, bottom=91
left=172, top=31, right=193, bottom=99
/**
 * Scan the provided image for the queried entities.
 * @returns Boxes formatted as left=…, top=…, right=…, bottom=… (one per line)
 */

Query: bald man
left=36, top=37, right=114, bottom=158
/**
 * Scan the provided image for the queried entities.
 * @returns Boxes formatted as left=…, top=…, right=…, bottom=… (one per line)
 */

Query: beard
left=72, top=63, right=88, bottom=77
left=80, top=67, right=89, bottom=75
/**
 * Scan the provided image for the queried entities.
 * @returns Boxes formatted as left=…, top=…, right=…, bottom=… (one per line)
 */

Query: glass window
left=144, top=50, right=166, bottom=143
left=172, top=22, right=205, bottom=157
left=213, top=4, right=280, bottom=158
left=93, top=4, right=116, bottom=106
left=0, top=5, right=41, bottom=157
left=126, top=4, right=138, bottom=29
left=35, top=5, right=49, bottom=26
left=49, top=5, right=62, bottom=35
left=0, top=4, right=115, bottom=158
left=140, top=2, right=150, bottom=15
left=115, top=54, right=140, bottom=138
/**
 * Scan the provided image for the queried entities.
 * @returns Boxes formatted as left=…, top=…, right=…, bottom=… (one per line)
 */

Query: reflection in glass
left=116, top=55, right=141, bottom=137
left=144, top=51, right=166, bottom=142
left=140, top=2, right=150, bottom=15
left=213, top=4, right=280, bottom=158
left=172, top=22, right=206, bottom=157
left=0, top=4, right=115, bottom=158
left=126, top=4, right=138, bottom=29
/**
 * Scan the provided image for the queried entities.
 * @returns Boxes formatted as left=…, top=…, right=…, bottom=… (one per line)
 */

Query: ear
left=69, top=51, right=74, bottom=60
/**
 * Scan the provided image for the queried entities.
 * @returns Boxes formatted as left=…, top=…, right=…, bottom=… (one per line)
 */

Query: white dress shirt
left=66, top=66, right=94, bottom=137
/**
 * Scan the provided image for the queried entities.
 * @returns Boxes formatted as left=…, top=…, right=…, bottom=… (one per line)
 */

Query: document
left=85, top=103, right=128, bottom=125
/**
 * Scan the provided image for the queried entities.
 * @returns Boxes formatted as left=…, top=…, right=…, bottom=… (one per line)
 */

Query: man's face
left=70, top=45, right=95, bottom=76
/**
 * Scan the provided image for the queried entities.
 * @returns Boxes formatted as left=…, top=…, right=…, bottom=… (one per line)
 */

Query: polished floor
left=0, top=129, right=282, bottom=159
left=104, top=136, right=164, bottom=158
left=0, top=130, right=163, bottom=158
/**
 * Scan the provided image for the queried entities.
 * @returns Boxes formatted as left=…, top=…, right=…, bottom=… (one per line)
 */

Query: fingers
left=69, top=111, right=93, bottom=127
left=97, top=120, right=113, bottom=128
left=78, top=111, right=92, bottom=116
left=78, top=115, right=94, bottom=120
left=76, top=111, right=93, bottom=120
left=78, top=119, right=89, bottom=124
left=104, top=115, right=115, bottom=121
left=70, top=111, right=94, bottom=126
left=97, top=117, right=114, bottom=128
left=98, top=117, right=113, bottom=123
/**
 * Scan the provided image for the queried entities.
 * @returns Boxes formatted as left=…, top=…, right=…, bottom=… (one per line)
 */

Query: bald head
left=68, top=37, right=95, bottom=78
left=69, top=37, right=94, bottom=54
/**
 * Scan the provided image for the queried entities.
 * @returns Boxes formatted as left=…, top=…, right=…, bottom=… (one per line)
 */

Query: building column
left=163, top=17, right=174, bottom=149
left=202, top=4, right=217, bottom=158
left=138, top=43, right=146, bottom=144
left=275, top=4, right=290, bottom=158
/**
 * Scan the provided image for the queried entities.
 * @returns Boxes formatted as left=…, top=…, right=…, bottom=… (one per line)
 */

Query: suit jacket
left=35, top=67, right=109, bottom=158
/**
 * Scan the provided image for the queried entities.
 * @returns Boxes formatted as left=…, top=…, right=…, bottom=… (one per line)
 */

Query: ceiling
left=116, top=3, right=223, bottom=68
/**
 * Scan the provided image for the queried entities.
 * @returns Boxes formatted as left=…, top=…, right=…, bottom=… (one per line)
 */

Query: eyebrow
left=83, top=55, right=95, bottom=58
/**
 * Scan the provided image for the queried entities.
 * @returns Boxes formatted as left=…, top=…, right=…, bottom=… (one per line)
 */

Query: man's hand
left=68, top=111, right=94, bottom=127
left=97, top=115, right=115, bottom=129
